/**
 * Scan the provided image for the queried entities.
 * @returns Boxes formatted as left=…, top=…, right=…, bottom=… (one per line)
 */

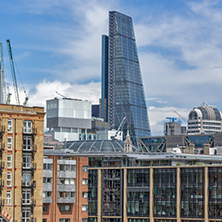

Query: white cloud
left=21, top=80, right=100, bottom=108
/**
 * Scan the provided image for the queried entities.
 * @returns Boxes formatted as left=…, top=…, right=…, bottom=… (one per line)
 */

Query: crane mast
left=6, top=39, right=20, bottom=105
left=0, top=43, right=6, bottom=104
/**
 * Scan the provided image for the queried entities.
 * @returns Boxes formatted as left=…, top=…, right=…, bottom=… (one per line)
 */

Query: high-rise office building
left=101, top=11, right=151, bottom=145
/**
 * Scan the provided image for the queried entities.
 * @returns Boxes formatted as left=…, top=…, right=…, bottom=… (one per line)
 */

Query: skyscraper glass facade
left=107, top=11, right=151, bottom=145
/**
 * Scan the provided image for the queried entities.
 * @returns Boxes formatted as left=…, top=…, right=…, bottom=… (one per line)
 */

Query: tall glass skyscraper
left=101, top=11, right=151, bottom=145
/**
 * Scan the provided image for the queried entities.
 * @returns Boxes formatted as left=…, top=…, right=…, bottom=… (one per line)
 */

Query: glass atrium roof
left=65, top=140, right=137, bottom=153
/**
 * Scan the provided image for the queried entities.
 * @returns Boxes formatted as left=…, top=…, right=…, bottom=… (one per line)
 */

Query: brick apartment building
left=0, top=104, right=45, bottom=222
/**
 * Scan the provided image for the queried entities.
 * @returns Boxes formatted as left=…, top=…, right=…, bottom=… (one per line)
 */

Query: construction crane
left=174, top=111, right=187, bottom=123
left=6, top=39, right=20, bottom=105
left=6, top=87, right=11, bottom=104
left=111, top=116, right=127, bottom=140
left=0, top=43, right=6, bottom=104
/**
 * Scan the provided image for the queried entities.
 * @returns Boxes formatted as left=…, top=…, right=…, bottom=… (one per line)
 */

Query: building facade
left=187, top=102, right=222, bottom=135
left=44, top=139, right=222, bottom=222
left=139, top=132, right=222, bottom=154
left=100, top=35, right=109, bottom=122
left=101, top=11, right=151, bottom=145
left=46, top=98, right=92, bottom=141
left=0, top=104, right=45, bottom=222
left=42, top=155, right=89, bottom=222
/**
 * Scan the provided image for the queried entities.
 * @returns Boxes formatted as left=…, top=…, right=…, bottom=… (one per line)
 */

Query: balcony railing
left=0, top=161, right=5, bottom=169
left=0, top=198, right=4, bottom=206
left=21, top=180, right=36, bottom=189
left=23, top=144, right=37, bottom=154
left=0, top=143, right=5, bottom=152
left=20, top=217, right=37, bottom=222
left=23, top=127, right=37, bottom=136
left=0, top=125, right=5, bottom=134
left=22, top=162, right=36, bottom=171
left=21, top=198, right=36, bottom=207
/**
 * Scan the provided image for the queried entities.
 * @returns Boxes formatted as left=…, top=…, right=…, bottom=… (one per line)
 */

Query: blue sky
left=1, top=0, right=222, bottom=135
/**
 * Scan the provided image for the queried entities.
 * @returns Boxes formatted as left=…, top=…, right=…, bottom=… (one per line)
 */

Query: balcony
left=22, top=162, right=36, bottom=171
left=0, top=143, right=5, bottom=152
left=0, top=179, right=4, bottom=191
left=0, top=125, right=5, bottom=134
left=23, top=127, right=37, bottom=136
left=0, top=161, right=4, bottom=170
left=58, top=170, right=76, bottom=178
left=22, top=180, right=36, bottom=189
left=0, top=198, right=4, bottom=213
left=23, top=144, right=37, bottom=155
left=21, top=198, right=36, bottom=207
left=21, top=218, right=36, bottom=222
left=43, top=197, right=53, bottom=204
left=57, top=184, right=76, bottom=192
left=43, top=183, right=52, bottom=192
left=57, top=197, right=76, bottom=203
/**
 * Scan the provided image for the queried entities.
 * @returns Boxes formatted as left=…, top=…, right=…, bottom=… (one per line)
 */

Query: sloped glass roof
left=65, top=140, right=137, bottom=153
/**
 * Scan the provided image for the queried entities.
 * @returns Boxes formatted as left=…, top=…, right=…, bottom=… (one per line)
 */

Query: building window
left=82, top=166, right=88, bottom=172
left=8, top=119, right=12, bottom=133
left=43, top=163, right=52, bottom=170
left=7, top=154, right=12, bottom=168
left=43, top=219, right=47, bottom=222
left=23, top=136, right=32, bottom=150
left=7, top=172, right=12, bottom=186
left=82, top=205, right=88, bottom=212
left=22, top=190, right=31, bottom=204
left=59, top=164, right=75, bottom=171
left=43, top=192, right=52, bottom=198
left=59, top=205, right=71, bottom=212
left=7, top=136, right=12, bottom=150
left=82, top=179, right=88, bottom=185
left=22, top=208, right=31, bottom=221
left=23, top=154, right=32, bottom=168
left=23, top=172, right=31, bottom=186
left=82, top=192, right=88, bottom=198
left=43, top=177, right=52, bottom=184
left=59, top=178, right=75, bottom=185
left=43, top=205, right=47, bottom=212
left=23, top=120, right=32, bottom=133
left=59, top=192, right=75, bottom=198
left=82, top=219, right=88, bottom=222
left=59, top=219, right=70, bottom=222
left=6, top=190, right=11, bottom=205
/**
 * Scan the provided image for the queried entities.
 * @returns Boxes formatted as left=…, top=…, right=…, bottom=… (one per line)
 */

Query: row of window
left=6, top=190, right=33, bottom=205
left=43, top=164, right=87, bottom=172
left=43, top=219, right=88, bottom=222
left=7, top=119, right=33, bottom=133
left=6, top=136, right=33, bottom=150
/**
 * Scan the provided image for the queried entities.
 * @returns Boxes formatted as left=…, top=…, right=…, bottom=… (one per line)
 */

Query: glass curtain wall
left=209, top=167, right=222, bottom=219
left=153, top=168, right=177, bottom=217
left=127, top=169, right=149, bottom=216
left=108, top=11, right=151, bottom=145
left=102, top=169, right=122, bottom=217
left=88, top=170, right=98, bottom=216
left=181, top=167, right=204, bottom=218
